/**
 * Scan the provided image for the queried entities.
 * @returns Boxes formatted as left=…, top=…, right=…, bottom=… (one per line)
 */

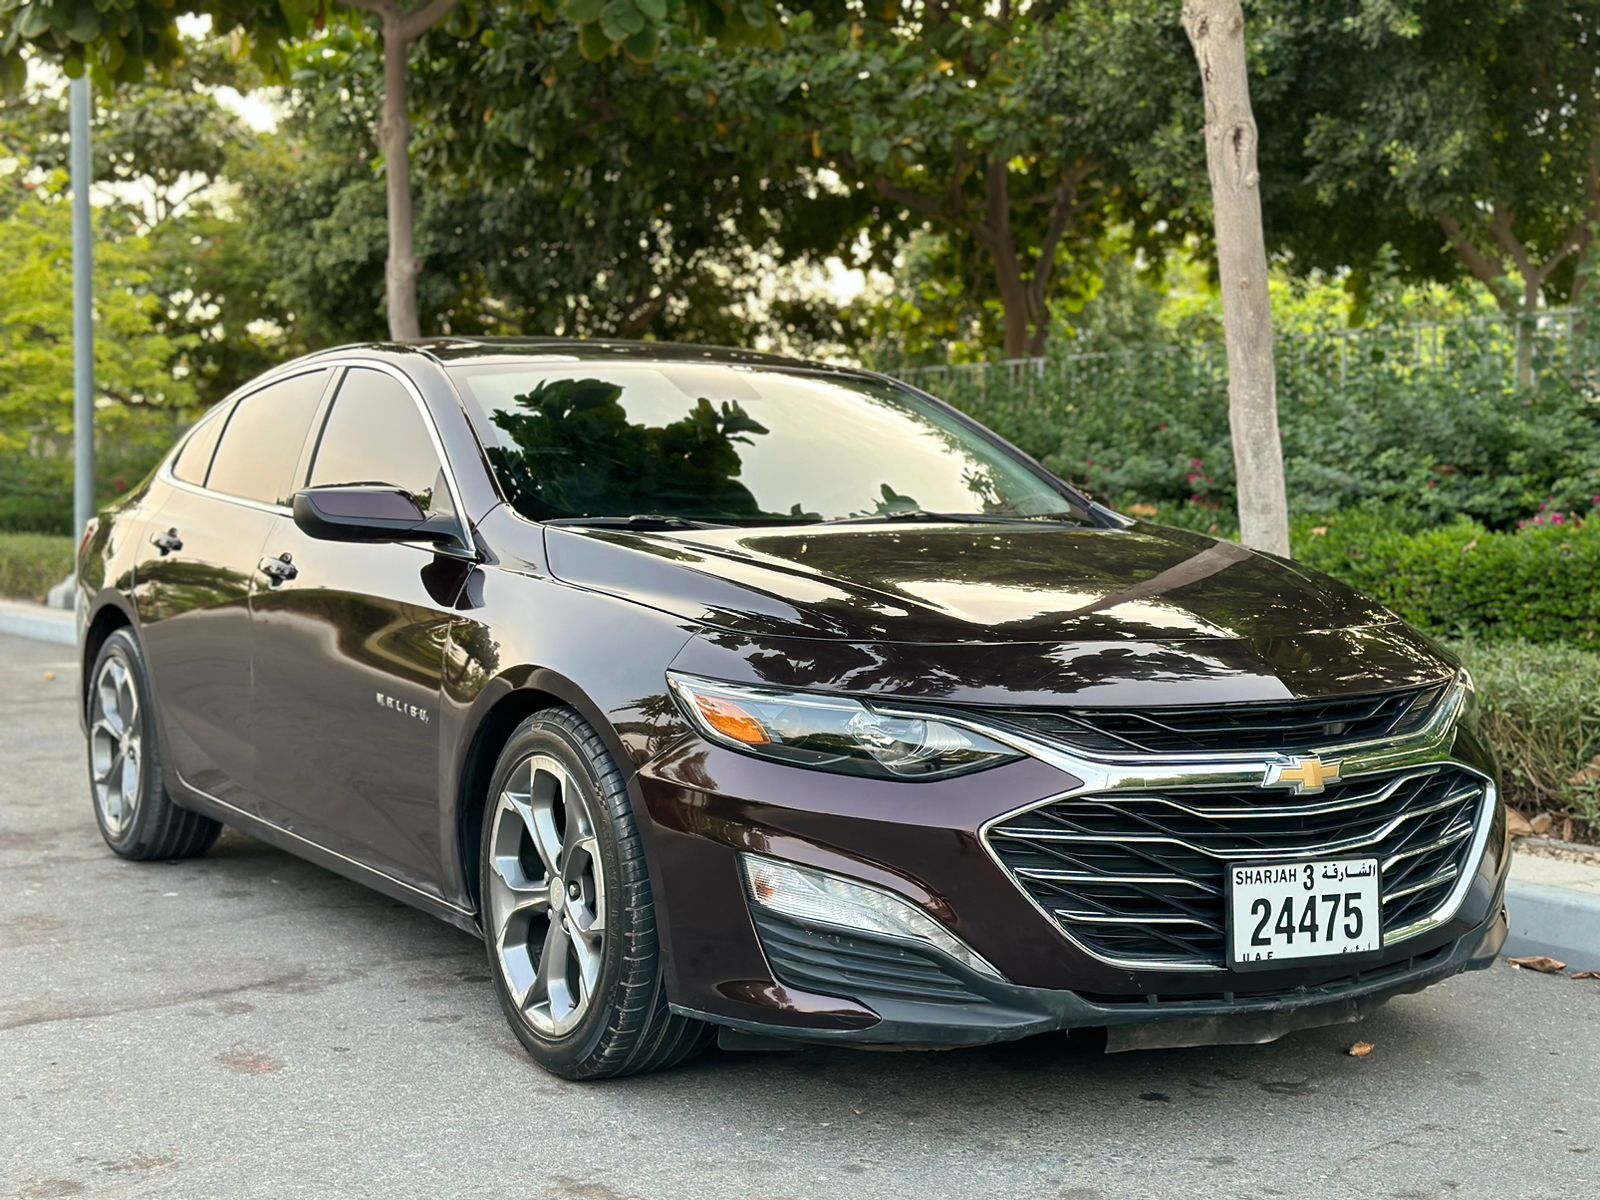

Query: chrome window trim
left=158, top=365, right=335, bottom=513
left=159, top=359, right=478, bottom=557
left=307, top=360, right=475, bottom=556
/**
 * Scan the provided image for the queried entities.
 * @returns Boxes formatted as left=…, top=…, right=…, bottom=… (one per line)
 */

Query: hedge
left=914, top=317, right=1600, bottom=531
left=1294, top=509, right=1600, bottom=646
left=0, top=532, right=74, bottom=603
left=1450, top=639, right=1600, bottom=836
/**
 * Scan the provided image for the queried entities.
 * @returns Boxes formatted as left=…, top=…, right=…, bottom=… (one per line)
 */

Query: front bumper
left=634, top=720, right=1511, bottom=1049
left=673, top=899, right=1507, bottom=1051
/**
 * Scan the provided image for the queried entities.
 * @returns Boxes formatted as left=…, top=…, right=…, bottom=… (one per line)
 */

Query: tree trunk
left=379, top=15, right=421, bottom=341
left=1182, top=0, right=1290, bottom=557
left=980, top=160, right=1033, bottom=359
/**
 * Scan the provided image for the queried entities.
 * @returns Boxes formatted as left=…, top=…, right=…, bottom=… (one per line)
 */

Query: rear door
left=249, top=364, right=474, bottom=893
left=137, top=368, right=331, bottom=809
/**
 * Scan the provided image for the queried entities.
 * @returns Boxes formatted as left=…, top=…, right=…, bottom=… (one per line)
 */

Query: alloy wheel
left=89, top=654, right=143, bottom=838
left=486, top=753, right=607, bottom=1037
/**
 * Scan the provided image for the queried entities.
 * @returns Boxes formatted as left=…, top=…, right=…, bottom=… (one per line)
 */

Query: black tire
left=86, top=628, right=222, bottom=861
left=479, top=707, right=711, bottom=1080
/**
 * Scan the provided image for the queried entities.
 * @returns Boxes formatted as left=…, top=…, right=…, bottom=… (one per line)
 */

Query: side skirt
left=172, top=781, right=482, bottom=937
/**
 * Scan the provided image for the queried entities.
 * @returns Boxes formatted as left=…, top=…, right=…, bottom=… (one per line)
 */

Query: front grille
left=987, top=683, right=1451, bottom=757
left=987, top=764, right=1487, bottom=969
left=752, top=910, right=991, bottom=1007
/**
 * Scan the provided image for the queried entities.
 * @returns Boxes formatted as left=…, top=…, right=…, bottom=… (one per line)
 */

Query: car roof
left=305, top=337, right=868, bottom=376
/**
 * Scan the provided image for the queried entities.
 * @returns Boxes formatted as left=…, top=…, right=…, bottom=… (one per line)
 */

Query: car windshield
left=447, top=362, right=1086, bottom=526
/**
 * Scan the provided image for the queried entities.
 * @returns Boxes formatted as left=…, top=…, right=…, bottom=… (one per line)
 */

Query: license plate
left=1226, top=857, right=1382, bottom=970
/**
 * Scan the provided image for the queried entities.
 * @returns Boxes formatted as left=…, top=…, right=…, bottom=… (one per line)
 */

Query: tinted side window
left=307, top=368, right=445, bottom=514
left=170, top=403, right=230, bottom=485
left=207, top=371, right=329, bottom=506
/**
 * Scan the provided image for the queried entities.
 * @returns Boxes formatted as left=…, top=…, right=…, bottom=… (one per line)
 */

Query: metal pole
left=71, top=74, right=94, bottom=539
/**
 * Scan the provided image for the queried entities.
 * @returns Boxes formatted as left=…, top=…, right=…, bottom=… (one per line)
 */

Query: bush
left=910, top=317, right=1600, bottom=530
left=1295, top=509, right=1600, bottom=646
left=1450, top=640, right=1600, bottom=837
left=0, top=444, right=171, bottom=535
left=0, top=533, right=74, bottom=602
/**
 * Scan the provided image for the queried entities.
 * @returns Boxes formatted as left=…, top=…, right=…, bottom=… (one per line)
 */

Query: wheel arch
left=79, top=594, right=138, bottom=717
left=450, top=666, right=636, bottom=920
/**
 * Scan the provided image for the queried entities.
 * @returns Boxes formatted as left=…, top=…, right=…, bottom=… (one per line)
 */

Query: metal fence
left=884, top=308, right=1600, bottom=404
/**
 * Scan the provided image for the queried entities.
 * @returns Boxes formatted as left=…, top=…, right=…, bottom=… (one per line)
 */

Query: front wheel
left=86, top=628, right=221, bottom=860
left=480, top=707, right=710, bottom=1079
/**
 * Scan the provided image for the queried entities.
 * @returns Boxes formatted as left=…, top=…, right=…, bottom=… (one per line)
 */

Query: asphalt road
left=2, top=631, right=1596, bottom=1200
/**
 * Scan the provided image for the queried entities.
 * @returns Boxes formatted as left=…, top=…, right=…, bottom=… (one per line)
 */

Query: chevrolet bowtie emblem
left=1265, top=755, right=1341, bottom=795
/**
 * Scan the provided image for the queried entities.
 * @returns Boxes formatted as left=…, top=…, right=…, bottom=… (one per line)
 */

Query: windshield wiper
left=543, top=514, right=730, bottom=531
left=818, top=509, right=1063, bottom=527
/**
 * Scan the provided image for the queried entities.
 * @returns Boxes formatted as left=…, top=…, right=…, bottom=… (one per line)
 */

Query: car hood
left=543, top=521, right=1398, bottom=646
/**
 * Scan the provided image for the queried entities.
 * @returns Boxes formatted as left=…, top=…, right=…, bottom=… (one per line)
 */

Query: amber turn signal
left=691, top=694, right=771, bottom=746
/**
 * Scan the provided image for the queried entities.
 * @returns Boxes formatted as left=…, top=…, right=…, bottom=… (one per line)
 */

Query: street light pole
left=70, top=73, right=94, bottom=542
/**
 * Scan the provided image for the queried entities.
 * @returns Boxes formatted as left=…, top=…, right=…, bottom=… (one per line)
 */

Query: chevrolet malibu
left=75, top=340, right=1510, bottom=1078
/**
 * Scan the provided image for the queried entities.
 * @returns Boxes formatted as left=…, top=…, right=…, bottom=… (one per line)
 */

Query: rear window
left=206, top=371, right=330, bottom=506
left=170, top=403, right=230, bottom=486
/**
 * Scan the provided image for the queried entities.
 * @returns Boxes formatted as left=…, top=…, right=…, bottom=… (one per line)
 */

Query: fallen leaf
left=1566, top=755, right=1600, bottom=787
left=1348, top=1041, right=1374, bottom=1058
left=1560, top=818, right=1575, bottom=842
left=42, top=671, right=55, bottom=682
left=1310, top=525, right=1329, bottom=537
left=1506, top=807, right=1534, bottom=838
left=1529, top=813, right=1554, bottom=835
left=1126, top=502, right=1160, bottom=518
left=1508, top=955, right=1567, bottom=973
left=1572, top=971, right=1600, bottom=980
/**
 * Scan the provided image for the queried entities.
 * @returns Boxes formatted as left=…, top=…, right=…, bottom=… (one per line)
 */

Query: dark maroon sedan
left=75, top=340, right=1509, bottom=1078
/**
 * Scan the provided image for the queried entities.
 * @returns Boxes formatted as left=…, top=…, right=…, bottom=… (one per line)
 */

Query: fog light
left=741, top=853, right=1001, bottom=980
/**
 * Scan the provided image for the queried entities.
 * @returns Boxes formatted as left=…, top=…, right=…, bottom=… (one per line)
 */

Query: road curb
left=0, top=601, right=74, bottom=647
left=1505, top=877, right=1600, bottom=970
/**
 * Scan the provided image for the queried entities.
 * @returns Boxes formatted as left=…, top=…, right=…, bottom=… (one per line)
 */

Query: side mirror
left=292, top=485, right=469, bottom=553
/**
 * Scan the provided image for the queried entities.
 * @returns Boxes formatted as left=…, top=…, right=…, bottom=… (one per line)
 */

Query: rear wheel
left=87, top=628, right=221, bottom=860
left=480, top=708, right=710, bottom=1079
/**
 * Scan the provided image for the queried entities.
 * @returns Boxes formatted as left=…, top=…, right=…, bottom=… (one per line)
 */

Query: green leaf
left=576, top=20, right=611, bottom=60
left=599, top=0, right=645, bottom=41
left=14, top=6, right=52, bottom=39
left=634, top=0, right=667, bottom=22
left=622, top=22, right=659, bottom=62
left=562, top=0, right=607, bottom=25
left=67, top=8, right=103, bottom=42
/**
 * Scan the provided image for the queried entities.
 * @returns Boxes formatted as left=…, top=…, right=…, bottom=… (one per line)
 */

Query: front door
left=249, top=365, right=474, bottom=895
left=138, top=369, right=331, bottom=809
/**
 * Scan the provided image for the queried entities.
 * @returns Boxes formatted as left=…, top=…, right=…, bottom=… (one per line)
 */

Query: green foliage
left=1294, top=510, right=1600, bottom=647
left=0, top=176, right=194, bottom=453
left=915, top=312, right=1600, bottom=531
left=0, top=531, right=73, bottom=600
left=236, top=16, right=864, bottom=348
left=1449, top=639, right=1600, bottom=832
left=701, top=1, right=1170, bottom=356
left=0, top=0, right=780, bottom=89
left=1295, top=0, right=1600, bottom=310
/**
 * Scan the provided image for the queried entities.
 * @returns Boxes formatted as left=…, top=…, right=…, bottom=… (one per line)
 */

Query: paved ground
left=1, top=632, right=1596, bottom=1200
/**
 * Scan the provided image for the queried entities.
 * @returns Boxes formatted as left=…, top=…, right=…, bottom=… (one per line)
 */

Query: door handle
left=258, top=553, right=298, bottom=585
left=151, top=528, right=183, bottom=555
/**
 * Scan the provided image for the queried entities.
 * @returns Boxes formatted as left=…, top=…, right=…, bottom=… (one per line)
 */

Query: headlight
left=666, top=673, right=1020, bottom=780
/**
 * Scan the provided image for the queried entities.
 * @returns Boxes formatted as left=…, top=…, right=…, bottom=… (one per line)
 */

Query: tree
left=1, top=0, right=788, bottom=339
left=1288, top=1, right=1600, bottom=382
left=230, top=17, right=859, bottom=348
left=1, top=45, right=298, bottom=402
left=1182, top=0, right=1288, bottom=556
left=694, top=3, right=1147, bottom=359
